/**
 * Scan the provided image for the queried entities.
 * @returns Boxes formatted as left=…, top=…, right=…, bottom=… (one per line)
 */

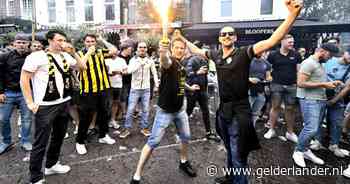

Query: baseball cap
left=320, top=43, right=339, bottom=55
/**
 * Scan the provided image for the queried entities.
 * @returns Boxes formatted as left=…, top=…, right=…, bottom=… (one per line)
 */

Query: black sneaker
left=179, top=161, right=197, bottom=177
left=214, top=175, right=233, bottom=184
left=130, top=178, right=140, bottom=184
left=206, top=132, right=221, bottom=143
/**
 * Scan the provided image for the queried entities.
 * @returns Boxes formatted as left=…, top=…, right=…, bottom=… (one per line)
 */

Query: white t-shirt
left=22, top=50, right=77, bottom=106
left=105, top=57, right=127, bottom=88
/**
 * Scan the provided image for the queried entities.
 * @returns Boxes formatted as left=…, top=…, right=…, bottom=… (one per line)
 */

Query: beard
left=319, top=58, right=328, bottom=63
left=222, top=42, right=234, bottom=49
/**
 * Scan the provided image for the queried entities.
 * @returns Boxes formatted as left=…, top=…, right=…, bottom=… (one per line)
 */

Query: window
left=23, top=0, right=32, bottom=19
left=105, top=0, right=115, bottom=21
left=48, top=0, right=56, bottom=23
left=85, top=0, right=93, bottom=21
left=220, top=0, right=232, bottom=17
left=8, top=0, right=16, bottom=17
left=66, top=0, right=75, bottom=22
left=261, top=0, right=273, bottom=15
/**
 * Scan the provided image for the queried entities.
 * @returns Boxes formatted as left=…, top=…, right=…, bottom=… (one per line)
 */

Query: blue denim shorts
left=147, top=106, right=191, bottom=149
left=270, top=83, right=297, bottom=105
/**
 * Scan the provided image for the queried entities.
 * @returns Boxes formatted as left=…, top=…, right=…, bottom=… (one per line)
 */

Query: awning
left=183, top=19, right=350, bottom=39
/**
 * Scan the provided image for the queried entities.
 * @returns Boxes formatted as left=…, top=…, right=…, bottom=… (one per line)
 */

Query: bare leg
left=133, top=144, right=153, bottom=179
left=68, top=105, right=80, bottom=126
left=285, top=105, right=296, bottom=133
left=89, top=112, right=97, bottom=129
left=269, top=99, right=282, bottom=129
left=120, top=102, right=126, bottom=120
left=111, top=100, right=119, bottom=121
left=343, top=114, right=350, bottom=133
left=180, top=142, right=188, bottom=162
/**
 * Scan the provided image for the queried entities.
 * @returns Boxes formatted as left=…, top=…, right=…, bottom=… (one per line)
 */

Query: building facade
left=34, top=0, right=121, bottom=28
left=202, top=0, right=288, bottom=22
left=0, top=0, right=22, bottom=19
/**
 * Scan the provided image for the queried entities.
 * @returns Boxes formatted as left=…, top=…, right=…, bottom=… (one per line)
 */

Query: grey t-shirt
left=297, top=56, right=327, bottom=100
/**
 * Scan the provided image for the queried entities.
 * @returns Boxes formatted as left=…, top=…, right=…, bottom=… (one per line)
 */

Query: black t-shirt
left=207, top=46, right=255, bottom=103
left=267, top=50, right=302, bottom=85
left=157, top=57, right=186, bottom=113
left=0, top=50, right=29, bottom=93
left=119, top=53, right=132, bottom=86
left=183, top=55, right=208, bottom=91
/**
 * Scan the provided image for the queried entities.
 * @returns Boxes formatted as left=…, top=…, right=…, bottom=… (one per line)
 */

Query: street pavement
left=1, top=103, right=350, bottom=184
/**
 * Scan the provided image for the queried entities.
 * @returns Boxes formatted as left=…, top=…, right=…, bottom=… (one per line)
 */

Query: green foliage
left=0, top=32, right=17, bottom=46
left=301, top=0, right=350, bottom=22
left=0, top=17, right=32, bottom=33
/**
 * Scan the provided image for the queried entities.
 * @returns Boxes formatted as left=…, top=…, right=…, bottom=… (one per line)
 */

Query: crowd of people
left=1, top=0, right=350, bottom=184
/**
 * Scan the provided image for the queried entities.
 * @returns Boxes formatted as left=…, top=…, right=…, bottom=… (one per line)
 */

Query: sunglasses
left=138, top=46, right=147, bottom=49
left=219, top=32, right=235, bottom=37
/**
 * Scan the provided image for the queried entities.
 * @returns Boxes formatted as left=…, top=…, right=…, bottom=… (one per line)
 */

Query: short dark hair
left=46, top=29, right=67, bottom=40
left=120, top=42, right=133, bottom=51
left=282, top=34, right=294, bottom=40
left=83, top=33, right=97, bottom=41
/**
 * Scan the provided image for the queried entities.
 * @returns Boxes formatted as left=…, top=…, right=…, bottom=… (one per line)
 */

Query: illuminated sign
left=245, top=28, right=274, bottom=34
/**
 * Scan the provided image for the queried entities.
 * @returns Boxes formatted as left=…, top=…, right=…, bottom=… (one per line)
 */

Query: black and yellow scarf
left=42, top=53, right=72, bottom=102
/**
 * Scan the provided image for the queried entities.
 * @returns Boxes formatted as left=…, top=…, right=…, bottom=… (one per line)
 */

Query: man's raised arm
left=253, top=0, right=302, bottom=56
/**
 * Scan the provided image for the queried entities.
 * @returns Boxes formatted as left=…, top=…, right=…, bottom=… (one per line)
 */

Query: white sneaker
left=17, top=116, right=21, bottom=126
left=343, top=165, right=350, bottom=178
left=303, top=150, right=324, bottom=165
left=264, top=121, right=271, bottom=128
left=264, top=129, right=276, bottom=139
left=44, top=162, right=71, bottom=175
left=292, top=151, right=306, bottom=167
left=31, top=179, right=45, bottom=184
left=73, top=126, right=78, bottom=135
left=109, top=120, right=121, bottom=129
left=285, top=132, right=298, bottom=143
left=98, top=134, right=116, bottom=145
left=329, top=144, right=346, bottom=158
left=340, top=149, right=350, bottom=156
left=76, top=143, right=87, bottom=155
left=309, top=140, right=322, bottom=151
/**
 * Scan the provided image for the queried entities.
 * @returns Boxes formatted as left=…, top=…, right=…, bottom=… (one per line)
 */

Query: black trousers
left=186, top=90, right=211, bottom=133
left=76, top=91, right=112, bottom=144
left=29, top=102, right=70, bottom=183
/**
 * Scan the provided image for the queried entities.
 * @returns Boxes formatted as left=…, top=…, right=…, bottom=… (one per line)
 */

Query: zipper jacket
left=127, top=56, right=159, bottom=90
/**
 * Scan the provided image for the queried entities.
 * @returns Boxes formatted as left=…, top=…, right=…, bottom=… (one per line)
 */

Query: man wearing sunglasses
left=176, top=0, right=303, bottom=183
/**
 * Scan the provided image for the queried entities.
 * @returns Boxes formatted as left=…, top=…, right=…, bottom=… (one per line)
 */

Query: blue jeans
left=315, top=102, right=345, bottom=145
left=216, top=113, right=248, bottom=184
left=0, top=90, right=32, bottom=144
left=124, top=89, right=150, bottom=129
left=147, top=106, right=191, bottom=149
left=296, top=99, right=326, bottom=152
left=249, top=92, right=266, bottom=126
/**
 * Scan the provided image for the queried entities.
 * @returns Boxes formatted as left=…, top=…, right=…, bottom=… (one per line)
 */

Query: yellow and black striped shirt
left=78, top=48, right=111, bottom=95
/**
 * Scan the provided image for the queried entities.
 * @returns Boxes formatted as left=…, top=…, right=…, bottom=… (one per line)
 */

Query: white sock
left=133, top=174, right=141, bottom=181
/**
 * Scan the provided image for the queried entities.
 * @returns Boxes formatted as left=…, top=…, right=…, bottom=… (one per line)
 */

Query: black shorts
left=112, top=88, right=122, bottom=101
left=120, top=84, right=131, bottom=103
